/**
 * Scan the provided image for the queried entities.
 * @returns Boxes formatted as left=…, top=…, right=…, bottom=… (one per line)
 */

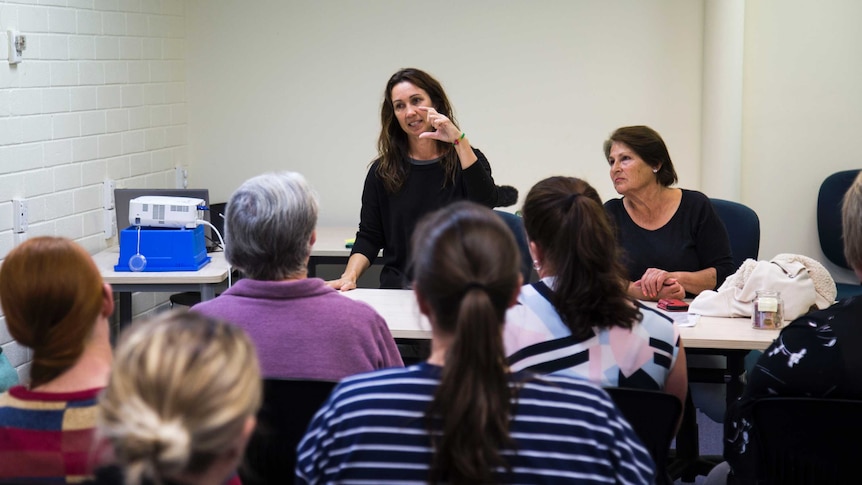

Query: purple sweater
left=192, top=278, right=403, bottom=380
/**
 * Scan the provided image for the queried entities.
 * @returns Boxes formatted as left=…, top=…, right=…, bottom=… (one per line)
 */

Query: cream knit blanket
left=689, top=253, right=837, bottom=319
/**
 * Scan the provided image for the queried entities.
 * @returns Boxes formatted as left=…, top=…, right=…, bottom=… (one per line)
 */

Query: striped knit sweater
left=0, top=385, right=101, bottom=483
left=296, top=363, right=654, bottom=484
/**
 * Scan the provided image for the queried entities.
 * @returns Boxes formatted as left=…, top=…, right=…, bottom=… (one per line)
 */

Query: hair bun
left=119, top=401, right=191, bottom=478
left=153, top=418, right=191, bottom=471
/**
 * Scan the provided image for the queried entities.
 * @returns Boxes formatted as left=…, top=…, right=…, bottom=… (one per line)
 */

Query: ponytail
left=410, top=202, right=520, bottom=484
left=523, top=177, right=640, bottom=338
left=0, top=237, right=104, bottom=389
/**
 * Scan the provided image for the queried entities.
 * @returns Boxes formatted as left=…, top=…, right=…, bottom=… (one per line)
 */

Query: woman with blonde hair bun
left=87, top=312, right=261, bottom=485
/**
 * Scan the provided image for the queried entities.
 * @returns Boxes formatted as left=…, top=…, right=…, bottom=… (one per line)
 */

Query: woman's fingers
left=641, top=268, right=670, bottom=298
left=324, top=278, right=357, bottom=292
left=416, top=106, right=460, bottom=142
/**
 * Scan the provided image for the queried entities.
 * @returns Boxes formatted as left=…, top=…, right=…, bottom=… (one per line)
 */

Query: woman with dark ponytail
left=504, top=176, right=687, bottom=407
left=297, top=201, right=654, bottom=484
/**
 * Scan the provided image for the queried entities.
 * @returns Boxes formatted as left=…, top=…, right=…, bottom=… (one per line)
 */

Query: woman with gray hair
left=193, top=171, right=402, bottom=380
left=706, top=170, right=862, bottom=484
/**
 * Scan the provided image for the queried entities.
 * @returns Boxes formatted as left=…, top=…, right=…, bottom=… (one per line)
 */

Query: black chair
left=752, top=397, right=862, bottom=484
left=240, top=378, right=337, bottom=485
left=605, top=387, right=682, bottom=485
left=817, top=170, right=862, bottom=300
left=494, top=210, right=533, bottom=283
left=710, top=198, right=760, bottom=272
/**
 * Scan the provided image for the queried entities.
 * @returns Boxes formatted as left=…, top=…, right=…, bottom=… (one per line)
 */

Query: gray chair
left=817, top=170, right=862, bottom=300
left=493, top=210, right=533, bottom=283
left=710, top=198, right=760, bottom=272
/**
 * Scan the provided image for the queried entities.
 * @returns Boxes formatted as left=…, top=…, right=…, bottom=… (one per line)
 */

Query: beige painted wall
left=741, top=0, right=862, bottom=283
left=185, top=0, right=706, bottom=225
left=187, top=0, right=862, bottom=284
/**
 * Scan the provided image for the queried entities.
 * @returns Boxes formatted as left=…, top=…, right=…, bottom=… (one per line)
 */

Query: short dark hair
left=603, top=125, right=678, bottom=187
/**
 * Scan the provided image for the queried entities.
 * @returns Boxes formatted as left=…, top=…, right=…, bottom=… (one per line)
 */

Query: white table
left=343, top=289, right=781, bottom=349
left=94, top=246, right=231, bottom=327
left=311, top=226, right=357, bottom=258
left=342, top=289, right=431, bottom=339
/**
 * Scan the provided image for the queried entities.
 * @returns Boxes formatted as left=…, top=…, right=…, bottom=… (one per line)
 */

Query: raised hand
left=416, top=106, right=462, bottom=143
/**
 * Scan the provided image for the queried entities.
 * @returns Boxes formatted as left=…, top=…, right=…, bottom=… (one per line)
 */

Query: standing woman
left=298, top=202, right=654, bottom=484
left=328, top=68, right=498, bottom=290
left=604, top=125, right=734, bottom=301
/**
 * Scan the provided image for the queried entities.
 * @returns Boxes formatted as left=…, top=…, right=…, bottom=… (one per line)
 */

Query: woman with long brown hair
left=0, top=237, right=114, bottom=482
left=505, top=176, right=687, bottom=406
left=327, top=68, right=499, bottom=290
left=298, top=202, right=654, bottom=484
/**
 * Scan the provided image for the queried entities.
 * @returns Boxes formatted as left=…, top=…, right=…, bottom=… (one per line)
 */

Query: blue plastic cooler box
left=115, top=225, right=211, bottom=272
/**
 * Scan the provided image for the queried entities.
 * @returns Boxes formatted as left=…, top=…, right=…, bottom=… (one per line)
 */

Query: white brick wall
left=0, top=0, right=187, bottom=384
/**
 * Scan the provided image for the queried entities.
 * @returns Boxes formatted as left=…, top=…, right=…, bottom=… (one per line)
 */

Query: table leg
left=725, top=350, right=746, bottom=407
left=200, top=284, right=216, bottom=301
left=119, top=292, right=132, bottom=329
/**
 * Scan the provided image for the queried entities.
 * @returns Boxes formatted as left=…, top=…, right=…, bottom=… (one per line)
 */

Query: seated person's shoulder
left=521, top=371, right=607, bottom=398
left=783, top=296, right=862, bottom=333
left=680, top=188, right=713, bottom=208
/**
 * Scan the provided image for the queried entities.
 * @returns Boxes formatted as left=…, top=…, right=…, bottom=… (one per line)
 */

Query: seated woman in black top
left=603, top=125, right=734, bottom=301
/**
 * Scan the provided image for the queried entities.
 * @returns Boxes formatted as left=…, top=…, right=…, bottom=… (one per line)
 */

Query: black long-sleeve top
left=604, top=189, right=735, bottom=294
left=351, top=148, right=497, bottom=289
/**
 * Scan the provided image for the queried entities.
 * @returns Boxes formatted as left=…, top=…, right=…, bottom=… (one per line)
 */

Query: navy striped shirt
left=296, top=363, right=654, bottom=484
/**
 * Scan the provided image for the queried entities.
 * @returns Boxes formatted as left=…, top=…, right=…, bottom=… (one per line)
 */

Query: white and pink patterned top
left=504, top=278, right=681, bottom=391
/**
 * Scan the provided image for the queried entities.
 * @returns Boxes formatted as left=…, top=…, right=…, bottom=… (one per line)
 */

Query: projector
left=129, top=196, right=205, bottom=229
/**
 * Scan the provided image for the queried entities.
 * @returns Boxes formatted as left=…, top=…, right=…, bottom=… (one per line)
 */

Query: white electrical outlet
left=12, top=198, right=28, bottom=233
left=103, top=179, right=116, bottom=209
left=8, top=30, right=25, bottom=64
left=104, top=209, right=117, bottom=239
left=175, top=166, right=188, bottom=189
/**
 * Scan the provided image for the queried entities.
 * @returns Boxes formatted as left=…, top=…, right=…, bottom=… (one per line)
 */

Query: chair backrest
left=494, top=210, right=532, bottom=282
left=753, top=397, right=862, bottom=484
left=240, top=378, right=337, bottom=485
left=710, top=198, right=760, bottom=271
left=208, top=202, right=227, bottom=248
left=817, top=169, right=861, bottom=269
left=604, top=387, right=682, bottom=485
